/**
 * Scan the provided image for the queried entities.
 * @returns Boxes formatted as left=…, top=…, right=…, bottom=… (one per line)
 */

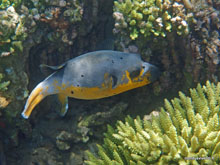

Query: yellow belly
left=55, top=71, right=151, bottom=100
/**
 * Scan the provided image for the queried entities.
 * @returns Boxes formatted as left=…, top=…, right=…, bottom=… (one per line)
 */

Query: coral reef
left=30, top=0, right=83, bottom=49
left=0, top=6, right=31, bottom=56
left=0, top=1, right=116, bottom=164
left=186, top=7, right=220, bottom=84
left=0, top=56, right=29, bottom=118
left=0, top=0, right=22, bottom=9
left=56, top=131, right=81, bottom=151
left=54, top=102, right=128, bottom=151
left=113, top=0, right=194, bottom=40
left=0, top=0, right=111, bottom=121
left=113, top=0, right=220, bottom=94
left=29, top=147, right=63, bottom=165
left=0, top=96, right=9, bottom=109
left=85, top=81, right=220, bottom=164
left=0, top=3, right=38, bottom=121
left=77, top=102, right=128, bottom=142
left=0, top=74, right=10, bottom=92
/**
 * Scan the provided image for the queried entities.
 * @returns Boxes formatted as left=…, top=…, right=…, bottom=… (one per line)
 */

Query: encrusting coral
left=0, top=73, right=10, bottom=93
left=85, top=81, right=220, bottom=164
left=0, top=6, right=28, bottom=56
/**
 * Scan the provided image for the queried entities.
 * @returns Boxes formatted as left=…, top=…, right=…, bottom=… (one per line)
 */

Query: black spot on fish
left=130, top=68, right=141, bottom=79
left=120, top=57, right=123, bottom=60
left=81, top=75, right=84, bottom=77
left=111, top=75, right=118, bottom=88
left=71, top=91, right=74, bottom=94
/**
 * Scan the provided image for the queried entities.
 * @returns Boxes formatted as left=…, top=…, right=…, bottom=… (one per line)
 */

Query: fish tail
left=21, top=82, right=46, bottom=119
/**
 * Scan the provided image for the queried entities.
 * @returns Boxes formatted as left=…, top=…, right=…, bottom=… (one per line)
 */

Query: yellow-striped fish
left=22, top=50, right=160, bottom=119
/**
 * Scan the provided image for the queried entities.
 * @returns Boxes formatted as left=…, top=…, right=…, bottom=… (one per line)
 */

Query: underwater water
left=0, top=0, right=220, bottom=164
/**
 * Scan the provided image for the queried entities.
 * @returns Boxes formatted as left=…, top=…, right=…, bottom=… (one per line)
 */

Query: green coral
left=113, top=0, right=194, bottom=40
left=31, top=0, right=83, bottom=23
left=0, top=0, right=22, bottom=9
left=0, top=6, right=29, bottom=56
left=0, top=73, right=10, bottom=91
left=0, top=0, right=83, bottom=56
left=85, top=81, right=220, bottom=164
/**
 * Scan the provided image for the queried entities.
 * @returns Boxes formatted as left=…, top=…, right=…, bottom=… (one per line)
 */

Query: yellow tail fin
left=21, top=83, right=45, bottom=119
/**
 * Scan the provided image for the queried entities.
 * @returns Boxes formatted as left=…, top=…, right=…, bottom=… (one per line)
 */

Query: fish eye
left=112, top=60, right=114, bottom=63
left=81, top=75, right=84, bottom=77
left=71, top=91, right=74, bottom=94
left=77, top=84, right=79, bottom=87
left=120, top=57, right=123, bottom=60
left=142, top=66, right=145, bottom=69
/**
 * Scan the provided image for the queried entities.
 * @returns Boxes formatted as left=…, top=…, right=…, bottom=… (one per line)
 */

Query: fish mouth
left=149, top=65, right=160, bottom=82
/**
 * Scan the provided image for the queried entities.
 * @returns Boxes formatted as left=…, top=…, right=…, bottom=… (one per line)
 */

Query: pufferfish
left=21, top=50, right=160, bottom=119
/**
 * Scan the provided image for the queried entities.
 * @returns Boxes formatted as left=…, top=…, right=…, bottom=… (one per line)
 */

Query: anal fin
left=58, top=94, right=69, bottom=117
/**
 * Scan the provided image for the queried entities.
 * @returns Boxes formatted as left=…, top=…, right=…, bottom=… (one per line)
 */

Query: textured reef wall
left=0, top=0, right=116, bottom=164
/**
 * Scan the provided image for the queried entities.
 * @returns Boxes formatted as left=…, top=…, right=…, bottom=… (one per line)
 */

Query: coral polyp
left=85, top=81, right=220, bottom=164
left=0, top=6, right=27, bottom=56
left=113, top=0, right=194, bottom=40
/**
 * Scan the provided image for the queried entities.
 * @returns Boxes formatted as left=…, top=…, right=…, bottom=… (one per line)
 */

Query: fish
left=21, top=50, right=160, bottom=119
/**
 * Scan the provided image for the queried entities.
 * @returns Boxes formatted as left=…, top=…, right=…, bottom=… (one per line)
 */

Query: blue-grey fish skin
left=47, top=50, right=160, bottom=89
left=61, top=50, right=144, bottom=88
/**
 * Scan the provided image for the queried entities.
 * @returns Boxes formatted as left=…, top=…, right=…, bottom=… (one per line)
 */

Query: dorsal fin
left=40, top=63, right=66, bottom=70
left=39, top=63, right=66, bottom=75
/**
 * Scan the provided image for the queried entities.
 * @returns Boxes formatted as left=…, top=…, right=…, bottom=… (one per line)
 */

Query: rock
left=0, top=141, right=6, bottom=165
left=56, top=131, right=81, bottom=151
left=68, top=152, right=83, bottom=165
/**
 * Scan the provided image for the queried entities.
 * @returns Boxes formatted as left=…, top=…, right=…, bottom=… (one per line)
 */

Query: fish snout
left=142, top=63, right=160, bottom=82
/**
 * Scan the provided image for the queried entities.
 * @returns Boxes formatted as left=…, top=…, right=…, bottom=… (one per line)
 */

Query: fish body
left=22, top=50, right=160, bottom=119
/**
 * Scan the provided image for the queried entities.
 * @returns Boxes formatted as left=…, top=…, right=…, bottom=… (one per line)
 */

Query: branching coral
left=113, top=0, right=194, bottom=40
left=85, top=81, right=220, bottom=164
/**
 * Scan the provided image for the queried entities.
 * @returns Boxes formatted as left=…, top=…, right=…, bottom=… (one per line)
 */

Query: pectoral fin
left=58, top=94, right=69, bottom=117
